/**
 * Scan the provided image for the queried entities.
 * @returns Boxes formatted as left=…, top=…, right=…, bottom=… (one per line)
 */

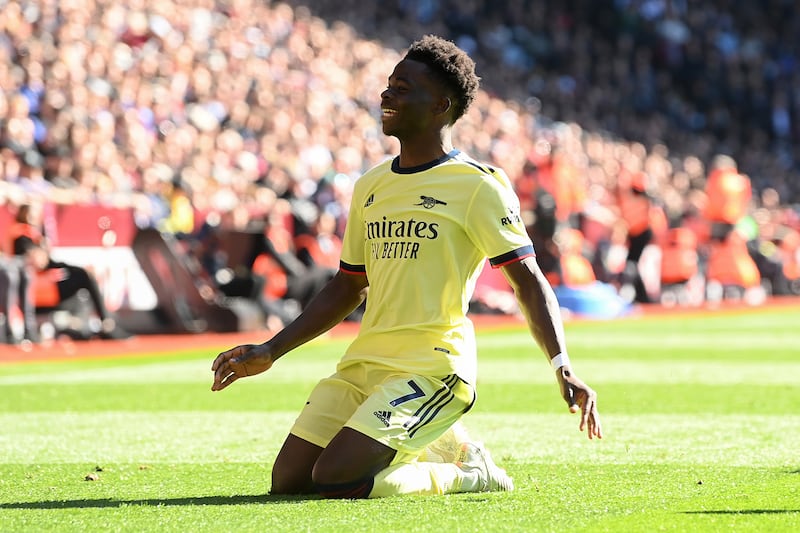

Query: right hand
left=211, top=343, right=274, bottom=391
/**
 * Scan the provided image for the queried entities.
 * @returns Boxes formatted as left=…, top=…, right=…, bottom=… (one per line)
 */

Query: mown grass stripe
left=2, top=412, right=797, bottom=468
left=6, top=354, right=800, bottom=387
left=474, top=382, right=800, bottom=416
left=478, top=331, right=800, bottom=351
left=3, top=358, right=799, bottom=386
left=477, top=360, right=800, bottom=385
left=0, top=359, right=336, bottom=385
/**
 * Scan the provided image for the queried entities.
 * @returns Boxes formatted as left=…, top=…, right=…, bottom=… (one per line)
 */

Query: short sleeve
left=464, top=171, right=534, bottom=268
left=339, top=187, right=367, bottom=274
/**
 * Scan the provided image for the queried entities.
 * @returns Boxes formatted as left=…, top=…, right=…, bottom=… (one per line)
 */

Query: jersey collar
left=391, top=149, right=461, bottom=174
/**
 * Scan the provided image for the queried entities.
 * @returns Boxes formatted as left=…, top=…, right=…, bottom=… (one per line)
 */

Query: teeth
left=382, top=109, right=396, bottom=116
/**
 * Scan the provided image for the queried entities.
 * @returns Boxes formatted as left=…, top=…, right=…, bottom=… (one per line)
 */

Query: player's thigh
left=270, top=434, right=323, bottom=495
left=273, top=368, right=366, bottom=492
left=289, top=368, right=366, bottom=449
left=346, top=373, right=475, bottom=462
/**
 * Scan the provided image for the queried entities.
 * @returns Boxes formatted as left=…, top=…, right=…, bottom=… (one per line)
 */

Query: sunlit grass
left=1, top=307, right=798, bottom=532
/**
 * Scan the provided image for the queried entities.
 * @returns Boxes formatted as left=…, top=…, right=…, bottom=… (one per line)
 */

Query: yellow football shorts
left=290, top=361, right=475, bottom=463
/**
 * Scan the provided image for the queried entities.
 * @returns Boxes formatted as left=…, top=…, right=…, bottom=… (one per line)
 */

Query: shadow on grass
left=0, top=494, right=321, bottom=509
left=682, top=510, right=799, bottom=515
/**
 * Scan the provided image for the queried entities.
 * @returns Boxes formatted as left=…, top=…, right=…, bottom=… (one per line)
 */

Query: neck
left=397, top=127, right=453, bottom=168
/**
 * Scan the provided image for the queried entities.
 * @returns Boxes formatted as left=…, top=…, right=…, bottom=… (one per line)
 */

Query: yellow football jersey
left=339, top=150, right=534, bottom=384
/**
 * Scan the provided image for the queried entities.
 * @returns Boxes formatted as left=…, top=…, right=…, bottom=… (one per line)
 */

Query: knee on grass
left=311, top=461, right=376, bottom=499
left=314, top=477, right=374, bottom=499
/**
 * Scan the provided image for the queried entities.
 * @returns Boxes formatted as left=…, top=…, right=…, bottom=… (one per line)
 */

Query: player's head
left=404, top=35, right=480, bottom=124
left=381, top=35, right=480, bottom=140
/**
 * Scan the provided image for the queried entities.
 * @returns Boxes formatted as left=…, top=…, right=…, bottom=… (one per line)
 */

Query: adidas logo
left=373, top=410, right=392, bottom=427
left=364, top=194, right=374, bottom=207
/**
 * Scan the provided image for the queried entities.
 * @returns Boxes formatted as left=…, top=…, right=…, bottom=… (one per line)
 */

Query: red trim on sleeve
left=488, top=244, right=536, bottom=268
left=339, top=260, right=367, bottom=275
left=491, top=251, right=535, bottom=268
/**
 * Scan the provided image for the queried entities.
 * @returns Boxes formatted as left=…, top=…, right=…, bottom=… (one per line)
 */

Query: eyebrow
left=388, top=74, right=414, bottom=88
left=389, top=69, right=410, bottom=81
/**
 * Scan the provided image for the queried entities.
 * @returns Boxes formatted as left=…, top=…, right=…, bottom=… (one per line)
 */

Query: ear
left=434, top=96, right=452, bottom=116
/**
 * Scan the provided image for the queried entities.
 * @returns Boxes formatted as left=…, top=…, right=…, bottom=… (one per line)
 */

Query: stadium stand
left=1, top=1, right=799, bottom=341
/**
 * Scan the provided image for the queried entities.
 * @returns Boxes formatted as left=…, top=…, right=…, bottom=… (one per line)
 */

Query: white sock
left=368, top=461, right=479, bottom=497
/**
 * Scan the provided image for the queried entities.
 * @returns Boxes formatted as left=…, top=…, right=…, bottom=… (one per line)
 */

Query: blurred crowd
left=297, top=0, right=800, bottom=205
left=2, top=0, right=800, bottom=342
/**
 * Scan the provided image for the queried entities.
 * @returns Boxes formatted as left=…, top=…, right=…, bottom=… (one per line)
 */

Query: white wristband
left=550, top=352, right=571, bottom=371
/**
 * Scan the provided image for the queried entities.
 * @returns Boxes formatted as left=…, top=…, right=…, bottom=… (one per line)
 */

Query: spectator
left=251, top=201, right=333, bottom=311
left=294, top=210, right=342, bottom=273
left=2, top=0, right=799, bottom=319
left=8, top=202, right=131, bottom=340
left=703, top=154, right=752, bottom=242
left=701, top=154, right=763, bottom=299
left=616, top=171, right=656, bottom=303
left=0, top=252, right=38, bottom=344
left=189, top=210, right=299, bottom=331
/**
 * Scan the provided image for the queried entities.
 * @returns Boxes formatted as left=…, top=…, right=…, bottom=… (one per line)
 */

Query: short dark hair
left=404, top=35, right=480, bottom=123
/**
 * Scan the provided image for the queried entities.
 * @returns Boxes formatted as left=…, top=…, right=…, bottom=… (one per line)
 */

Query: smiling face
left=380, top=58, right=449, bottom=142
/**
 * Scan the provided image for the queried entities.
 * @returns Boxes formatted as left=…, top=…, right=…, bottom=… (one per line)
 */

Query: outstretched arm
left=501, top=257, right=602, bottom=439
left=211, top=269, right=368, bottom=391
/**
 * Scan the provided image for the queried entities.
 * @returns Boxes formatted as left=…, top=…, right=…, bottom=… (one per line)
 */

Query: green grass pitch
left=0, top=306, right=798, bottom=532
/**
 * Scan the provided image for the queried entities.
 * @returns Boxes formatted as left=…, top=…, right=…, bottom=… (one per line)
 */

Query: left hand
left=556, top=367, right=602, bottom=440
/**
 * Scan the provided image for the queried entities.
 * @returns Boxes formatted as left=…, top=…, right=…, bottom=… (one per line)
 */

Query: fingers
left=579, top=395, right=602, bottom=440
left=578, top=394, right=589, bottom=431
left=589, top=415, right=603, bottom=440
left=567, top=383, right=602, bottom=440
left=212, top=362, right=239, bottom=391
left=584, top=411, right=602, bottom=440
left=211, top=346, right=241, bottom=372
left=211, top=346, right=244, bottom=391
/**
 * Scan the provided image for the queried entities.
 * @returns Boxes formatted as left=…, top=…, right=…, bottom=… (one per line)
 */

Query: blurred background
left=1, top=0, right=799, bottom=344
